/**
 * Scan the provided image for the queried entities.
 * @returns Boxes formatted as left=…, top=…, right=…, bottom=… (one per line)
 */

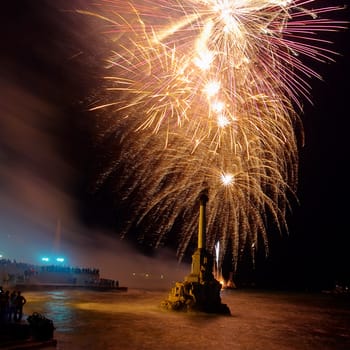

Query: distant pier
left=1, top=259, right=127, bottom=292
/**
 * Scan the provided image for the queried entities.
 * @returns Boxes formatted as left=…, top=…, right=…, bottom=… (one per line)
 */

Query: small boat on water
left=0, top=313, right=57, bottom=349
left=0, top=316, right=57, bottom=350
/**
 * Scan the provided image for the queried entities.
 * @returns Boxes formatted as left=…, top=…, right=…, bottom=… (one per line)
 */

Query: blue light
left=56, top=257, right=64, bottom=263
left=42, top=257, right=50, bottom=262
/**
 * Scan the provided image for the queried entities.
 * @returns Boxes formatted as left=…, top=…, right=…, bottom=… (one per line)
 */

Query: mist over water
left=0, top=1, right=116, bottom=267
left=2, top=220, right=190, bottom=290
left=0, top=88, right=188, bottom=287
left=0, top=4, right=176, bottom=296
left=22, top=288, right=350, bottom=350
left=67, top=236, right=191, bottom=290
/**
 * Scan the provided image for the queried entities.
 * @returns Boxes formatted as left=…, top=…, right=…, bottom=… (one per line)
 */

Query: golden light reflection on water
left=25, top=290, right=169, bottom=320
left=19, top=289, right=350, bottom=349
left=24, top=291, right=76, bottom=331
left=74, top=301, right=161, bottom=314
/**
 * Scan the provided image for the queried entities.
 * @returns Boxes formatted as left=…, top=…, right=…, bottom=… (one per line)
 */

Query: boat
left=0, top=313, right=57, bottom=349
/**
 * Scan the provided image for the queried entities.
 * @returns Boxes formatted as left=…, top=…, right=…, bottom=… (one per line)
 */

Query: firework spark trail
left=84, top=1, right=345, bottom=270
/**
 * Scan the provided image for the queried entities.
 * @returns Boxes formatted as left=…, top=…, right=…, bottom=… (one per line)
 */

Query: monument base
left=161, top=248, right=231, bottom=315
left=161, top=280, right=230, bottom=314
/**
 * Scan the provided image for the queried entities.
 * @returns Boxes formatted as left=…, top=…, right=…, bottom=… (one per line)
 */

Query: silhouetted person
left=14, top=291, right=26, bottom=322
left=8, top=291, right=17, bottom=322
left=0, top=290, right=9, bottom=322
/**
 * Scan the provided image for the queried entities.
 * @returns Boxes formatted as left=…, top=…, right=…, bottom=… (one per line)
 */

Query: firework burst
left=81, top=1, right=345, bottom=271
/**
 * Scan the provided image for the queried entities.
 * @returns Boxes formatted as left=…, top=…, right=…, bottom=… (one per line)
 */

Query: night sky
left=1, top=0, right=349, bottom=290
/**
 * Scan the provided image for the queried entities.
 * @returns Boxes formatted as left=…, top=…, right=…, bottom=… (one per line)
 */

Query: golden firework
left=81, top=0, right=345, bottom=271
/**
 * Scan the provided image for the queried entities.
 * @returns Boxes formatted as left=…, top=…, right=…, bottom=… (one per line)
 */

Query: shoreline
left=13, top=283, right=128, bottom=292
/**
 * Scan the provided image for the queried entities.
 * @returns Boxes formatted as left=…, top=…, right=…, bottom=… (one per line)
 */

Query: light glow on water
left=23, top=289, right=350, bottom=350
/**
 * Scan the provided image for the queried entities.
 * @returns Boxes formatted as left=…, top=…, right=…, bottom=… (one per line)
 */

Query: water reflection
left=22, top=289, right=350, bottom=350
left=45, top=292, right=75, bottom=332
left=26, top=291, right=77, bottom=333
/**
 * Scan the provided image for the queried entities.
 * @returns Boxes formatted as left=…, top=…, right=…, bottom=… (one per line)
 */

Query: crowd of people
left=0, top=287, right=26, bottom=323
left=1, top=259, right=120, bottom=290
left=1, top=259, right=100, bottom=282
left=39, top=265, right=99, bottom=275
